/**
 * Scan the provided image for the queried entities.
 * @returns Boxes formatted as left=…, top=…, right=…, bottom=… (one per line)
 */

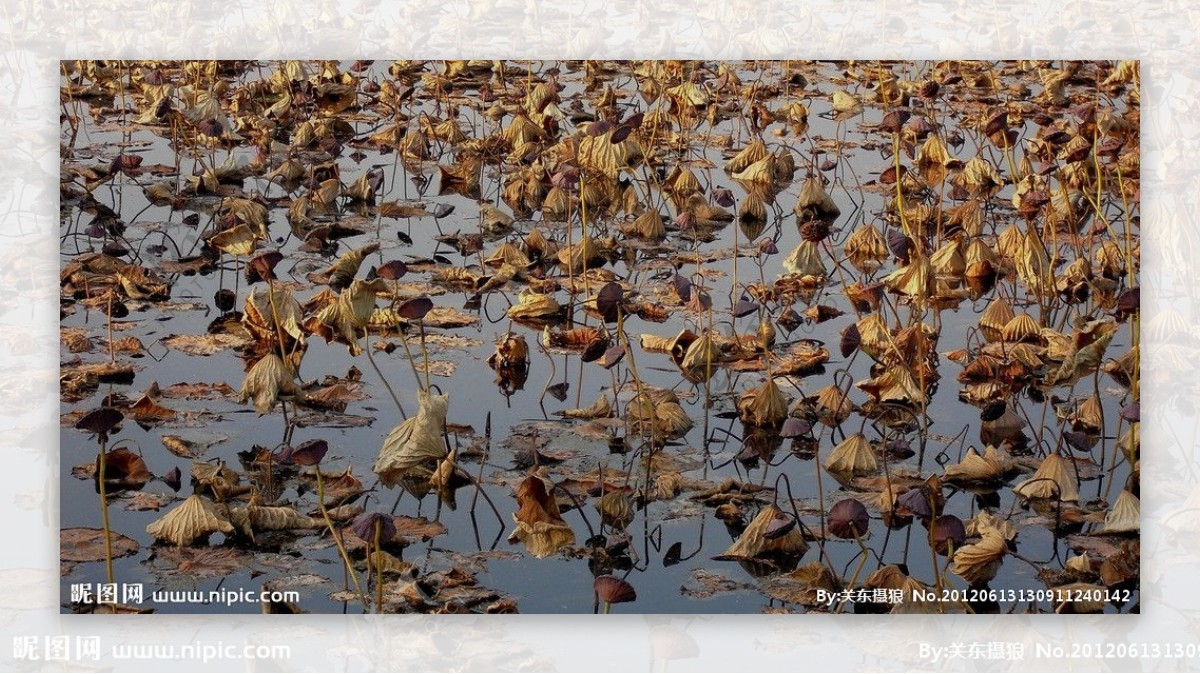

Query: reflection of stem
left=363, top=331, right=407, bottom=419
left=418, top=320, right=432, bottom=391
left=97, top=439, right=114, bottom=585
left=374, top=520, right=384, bottom=614
left=316, top=469, right=367, bottom=608
left=397, top=329, right=425, bottom=393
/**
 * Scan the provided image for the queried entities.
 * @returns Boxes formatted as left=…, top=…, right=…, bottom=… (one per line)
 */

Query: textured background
left=8, top=1, right=1193, bottom=670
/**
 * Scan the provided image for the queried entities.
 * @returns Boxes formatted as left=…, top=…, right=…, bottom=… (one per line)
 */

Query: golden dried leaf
left=736, top=377, right=788, bottom=426
left=1102, top=490, right=1139, bottom=534
left=824, top=433, right=878, bottom=476
left=1013, top=453, right=1079, bottom=502
left=950, top=529, right=1006, bottom=585
left=238, top=354, right=301, bottom=414
left=145, top=494, right=235, bottom=546
left=373, top=391, right=449, bottom=486
left=717, top=504, right=808, bottom=561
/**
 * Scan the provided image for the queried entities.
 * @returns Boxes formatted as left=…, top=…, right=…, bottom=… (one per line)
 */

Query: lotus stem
left=315, top=468, right=367, bottom=609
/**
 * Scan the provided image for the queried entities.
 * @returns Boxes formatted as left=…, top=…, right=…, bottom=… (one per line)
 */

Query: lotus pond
left=59, top=60, right=1140, bottom=614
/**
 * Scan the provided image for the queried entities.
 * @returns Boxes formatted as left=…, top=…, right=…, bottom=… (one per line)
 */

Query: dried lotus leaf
left=559, top=396, right=613, bottom=420
left=782, top=240, right=826, bottom=277
left=1102, top=490, right=1139, bottom=533
left=596, top=491, right=634, bottom=527
left=949, top=529, right=1007, bottom=585
left=824, top=433, right=878, bottom=476
left=678, top=332, right=720, bottom=383
left=724, top=138, right=769, bottom=175
left=1013, top=453, right=1079, bottom=502
left=209, top=224, right=258, bottom=257
left=508, top=474, right=575, bottom=558
left=793, top=176, right=840, bottom=221
left=717, top=504, right=808, bottom=561
left=943, top=445, right=1015, bottom=484
left=238, top=354, right=301, bottom=414
left=930, top=239, right=965, bottom=276
left=814, top=384, right=853, bottom=427
left=966, top=510, right=1018, bottom=541
left=736, top=377, right=788, bottom=426
left=145, top=494, right=235, bottom=546
left=507, top=290, right=561, bottom=322
left=882, top=257, right=932, bottom=300
left=480, top=203, right=515, bottom=233
left=979, top=296, right=1015, bottom=342
left=373, top=391, right=449, bottom=487
left=622, top=209, right=665, bottom=240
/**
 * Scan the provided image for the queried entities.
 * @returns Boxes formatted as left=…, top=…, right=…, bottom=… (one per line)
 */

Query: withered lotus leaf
left=827, top=498, right=870, bottom=539
left=943, top=445, right=1015, bottom=484
left=678, top=331, right=720, bottom=383
left=1013, top=452, right=1079, bottom=502
left=736, top=377, right=788, bottom=427
left=290, top=439, right=328, bottom=466
left=594, top=575, right=637, bottom=605
left=1102, top=490, right=1140, bottom=534
left=844, top=223, right=888, bottom=270
left=814, top=384, right=854, bottom=427
left=950, top=529, right=1007, bottom=586
left=782, top=240, right=826, bottom=277
left=507, top=290, right=561, bottom=321
left=596, top=491, right=634, bottom=527
left=226, top=503, right=324, bottom=538
left=76, top=407, right=123, bottom=437
left=508, top=473, right=575, bottom=558
left=759, top=561, right=840, bottom=606
left=145, top=494, right=236, bottom=546
left=966, top=510, right=1018, bottom=542
left=627, top=391, right=693, bottom=441
left=97, top=447, right=152, bottom=486
left=724, top=138, right=769, bottom=175
left=349, top=512, right=397, bottom=544
left=480, top=203, right=515, bottom=234
left=932, top=515, right=967, bottom=555
left=243, top=285, right=305, bottom=344
left=717, top=504, right=808, bottom=561
left=560, top=396, right=612, bottom=420
left=238, top=354, right=302, bottom=414
left=824, top=433, right=878, bottom=476
left=61, top=527, right=139, bottom=562
left=487, top=333, right=529, bottom=370
left=396, top=296, right=435, bottom=321
left=373, top=391, right=449, bottom=487
left=209, top=224, right=259, bottom=257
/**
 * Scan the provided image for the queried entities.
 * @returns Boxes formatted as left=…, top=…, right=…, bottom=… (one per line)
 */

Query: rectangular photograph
left=59, top=59, right=1139, bottom=614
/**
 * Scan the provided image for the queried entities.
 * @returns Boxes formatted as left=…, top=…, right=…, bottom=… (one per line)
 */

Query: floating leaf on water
left=736, top=377, right=788, bottom=427
left=508, top=473, right=575, bottom=558
left=943, top=445, right=1015, bottom=484
left=824, top=433, right=877, bottom=476
left=145, top=494, right=235, bottom=546
left=1102, top=490, right=1139, bottom=534
left=716, top=504, right=808, bottom=562
left=949, top=529, right=1007, bottom=586
left=1013, top=452, right=1079, bottom=502
left=507, top=290, right=561, bottom=322
left=61, top=527, right=139, bottom=563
